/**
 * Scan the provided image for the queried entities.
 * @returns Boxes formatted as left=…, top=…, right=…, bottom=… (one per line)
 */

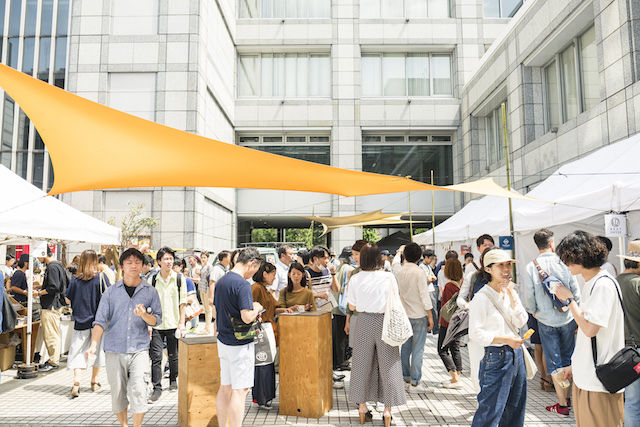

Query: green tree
left=362, top=227, right=381, bottom=243
left=107, top=202, right=158, bottom=251
left=285, top=228, right=327, bottom=247
left=251, top=228, right=277, bottom=242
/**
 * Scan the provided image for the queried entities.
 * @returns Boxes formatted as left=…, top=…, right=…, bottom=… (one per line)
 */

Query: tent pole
left=502, top=103, right=516, bottom=279
left=26, top=241, right=33, bottom=367
left=431, top=170, right=435, bottom=247
left=408, top=191, right=413, bottom=241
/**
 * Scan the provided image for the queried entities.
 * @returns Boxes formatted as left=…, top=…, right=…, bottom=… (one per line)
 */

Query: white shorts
left=217, top=341, right=255, bottom=390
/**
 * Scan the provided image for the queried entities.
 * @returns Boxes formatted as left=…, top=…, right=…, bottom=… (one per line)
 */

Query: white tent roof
left=0, top=165, right=121, bottom=245
left=415, top=132, right=640, bottom=245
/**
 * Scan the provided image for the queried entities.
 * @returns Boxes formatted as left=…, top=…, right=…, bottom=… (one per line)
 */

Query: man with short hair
left=0, top=254, right=15, bottom=279
left=214, top=247, right=263, bottom=427
left=419, top=250, right=439, bottom=334
left=271, top=245, right=294, bottom=300
left=36, top=247, right=67, bottom=372
left=616, top=240, right=640, bottom=425
left=148, top=246, right=187, bottom=402
left=381, top=250, right=392, bottom=271
left=306, top=246, right=340, bottom=312
left=141, top=254, right=157, bottom=281
left=394, top=243, right=434, bottom=393
left=86, top=248, right=162, bottom=427
left=524, top=228, right=580, bottom=416
left=99, top=254, right=117, bottom=285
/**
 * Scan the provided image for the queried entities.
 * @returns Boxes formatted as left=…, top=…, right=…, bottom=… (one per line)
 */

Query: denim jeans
left=626, top=377, right=640, bottom=427
left=537, top=320, right=576, bottom=374
left=429, top=292, right=439, bottom=334
left=401, top=316, right=429, bottom=385
left=471, top=346, right=527, bottom=427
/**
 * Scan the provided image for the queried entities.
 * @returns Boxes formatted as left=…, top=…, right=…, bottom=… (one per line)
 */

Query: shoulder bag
left=533, top=259, right=569, bottom=312
left=486, top=290, right=538, bottom=380
left=589, top=276, right=640, bottom=393
left=440, top=281, right=461, bottom=323
left=381, top=273, right=413, bottom=347
left=1, top=288, right=18, bottom=333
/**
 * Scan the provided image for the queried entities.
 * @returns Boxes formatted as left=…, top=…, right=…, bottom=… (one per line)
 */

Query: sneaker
left=333, top=380, right=344, bottom=389
left=375, top=402, right=385, bottom=413
left=546, top=403, right=570, bottom=416
left=333, top=373, right=346, bottom=381
left=258, top=401, right=273, bottom=410
left=148, top=389, right=161, bottom=403
left=443, top=381, right=463, bottom=389
left=441, top=380, right=451, bottom=386
left=39, top=362, right=59, bottom=373
left=407, top=384, right=433, bottom=394
left=337, top=362, right=351, bottom=371
left=169, top=382, right=178, bottom=392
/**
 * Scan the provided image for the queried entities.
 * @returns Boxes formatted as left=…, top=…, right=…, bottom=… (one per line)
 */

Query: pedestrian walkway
left=0, top=334, right=575, bottom=426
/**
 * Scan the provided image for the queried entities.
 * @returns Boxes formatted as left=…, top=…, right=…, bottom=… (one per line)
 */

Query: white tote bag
left=381, top=274, right=413, bottom=347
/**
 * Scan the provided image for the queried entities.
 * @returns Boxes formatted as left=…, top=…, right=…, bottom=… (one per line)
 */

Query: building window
left=109, top=73, right=157, bottom=122
left=362, top=53, right=452, bottom=97
left=362, top=134, right=453, bottom=185
left=360, top=0, right=449, bottom=18
left=485, top=102, right=508, bottom=165
left=112, top=0, right=158, bottom=35
left=239, top=135, right=330, bottom=165
left=543, top=25, right=597, bottom=131
left=483, top=0, right=523, bottom=18
left=239, top=0, right=331, bottom=18
left=238, top=53, right=331, bottom=98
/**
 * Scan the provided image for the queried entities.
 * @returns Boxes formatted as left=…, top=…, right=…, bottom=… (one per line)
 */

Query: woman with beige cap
left=469, top=247, right=528, bottom=427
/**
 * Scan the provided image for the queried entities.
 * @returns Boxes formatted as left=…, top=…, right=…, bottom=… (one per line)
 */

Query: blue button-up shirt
left=524, top=252, right=581, bottom=328
left=94, top=279, right=162, bottom=354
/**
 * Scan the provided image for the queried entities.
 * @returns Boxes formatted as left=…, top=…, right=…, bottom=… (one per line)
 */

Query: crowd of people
left=1, top=227, right=638, bottom=427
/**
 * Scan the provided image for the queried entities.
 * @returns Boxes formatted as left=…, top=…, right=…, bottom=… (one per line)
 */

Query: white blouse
left=469, top=284, right=528, bottom=348
left=347, top=270, right=394, bottom=314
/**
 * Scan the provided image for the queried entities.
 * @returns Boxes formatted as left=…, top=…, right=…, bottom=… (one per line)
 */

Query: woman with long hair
left=469, top=248, right=528, bottom=426
left=278, top=262, right=316, bottom=311
left=347, top=243, right=405, bottom=427
left=251, top=261, right=293, bottom=409
left=65, top=249, right=109, bottom=398
left=438, top=257, right=464, bottom=389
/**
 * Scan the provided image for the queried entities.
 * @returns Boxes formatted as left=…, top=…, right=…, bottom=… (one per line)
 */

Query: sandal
left=541, top=378, right=555, bottom=392
left=358, top=409, right=373, bottom=424
left=383, top=413, right=393, bottom=427
left=71, top=382, right=80, bottom=398
left=91, top=382, right=101, bottom=392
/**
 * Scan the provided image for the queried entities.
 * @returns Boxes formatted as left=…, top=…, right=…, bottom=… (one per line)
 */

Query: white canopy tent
left=414, top=132, right=640, bottom=275
left=0, top=165, right=121, bottom=370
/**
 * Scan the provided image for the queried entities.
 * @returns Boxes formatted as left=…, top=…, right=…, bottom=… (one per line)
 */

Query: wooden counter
left=178, top=335, right=220, bottom=427
left=278, top=310, right=332, bottom=418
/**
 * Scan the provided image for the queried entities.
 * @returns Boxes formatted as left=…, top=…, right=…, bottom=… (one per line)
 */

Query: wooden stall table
left=178, top=335, right=220, bottom=427
left=278, top=310, right=332, bottom=418
left=14, top=321, right=41, bottom=362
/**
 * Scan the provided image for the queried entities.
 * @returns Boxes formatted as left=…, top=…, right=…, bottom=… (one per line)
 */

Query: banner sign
left=604, top=214, right=627, bottom=238
left=499, top=236, right=514, bottom=250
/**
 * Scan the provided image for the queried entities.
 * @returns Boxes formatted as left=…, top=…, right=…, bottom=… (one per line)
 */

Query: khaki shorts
left=573, top=382, right=623, bottom=427
left=105, top=351, right=150, bottom=414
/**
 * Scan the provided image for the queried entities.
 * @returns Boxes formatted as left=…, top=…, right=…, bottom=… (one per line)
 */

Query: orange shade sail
left=0, top=63, right=546, bottom=202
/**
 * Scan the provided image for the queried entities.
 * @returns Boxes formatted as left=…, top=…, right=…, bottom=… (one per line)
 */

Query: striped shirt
left=306, top=267, right=332, bottom=310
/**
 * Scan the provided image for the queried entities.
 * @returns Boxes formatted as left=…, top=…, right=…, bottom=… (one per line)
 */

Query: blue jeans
left=401, top=316, right=428, bottom=385
left=537, top=320, right=576, bottom=375
left=471, top=346, right=527, bottom=427
left=626, top=377, right=640, bottom=427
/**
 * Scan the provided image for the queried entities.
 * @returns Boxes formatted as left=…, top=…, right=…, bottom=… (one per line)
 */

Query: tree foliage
left=362, top=228, right=381, bottom=243
left=108, top=202, right=159, bottom=251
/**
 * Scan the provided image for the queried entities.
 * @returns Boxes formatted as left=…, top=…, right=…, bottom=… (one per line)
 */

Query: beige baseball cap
left=483, top=249, right=518, bottom=266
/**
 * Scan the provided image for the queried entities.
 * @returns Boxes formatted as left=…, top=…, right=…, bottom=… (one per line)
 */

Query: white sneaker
left=407, top=384, right=433, bottom=394
left=443, top=381, right=463, bottom=389
left=333, top=381, right=344, bottom=389
left=375, top=402, right=385, bottom=412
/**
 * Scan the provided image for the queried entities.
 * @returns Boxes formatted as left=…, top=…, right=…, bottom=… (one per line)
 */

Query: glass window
left=361, top=0, right=449, bottom=18
left=428, top=0, right=449, bottom=18
left=382, top=0, right=403, bottom=17
left=109, top=73, right=157, bottom=121
left=485, top=102, right=508, bottom=164
left=56, top=0, right=69, bottom=35
left=561, top=45, right=578, bottom=120
left=272, top=53, right=285, bottom=96
left=309, top=54, right=330, bottom=96
left=285, top=0, right=296, bottom=17
left=9, top=0, right=21, bottom=36
left=407, top=54, right=429, bottom=96
left=486, top=111, right=496, bottom=163
left=245, top=145, right=330, bottom=165
left=483, top=0, right=522, bottom=18
left=38, top=38, right=51, bottom=81
left=8, top=37, right=19, bottom=69
left=31, top=152, right=44, bottom=189
left=297, top=0, right=308, bottom=18
left=362, top=144, right=453, bottom=185
left=23, top=38, right=35, bottom=75
left=483, top=0, right=500, bottom=17
left=502, top=0, right=522, bottom=17
left=239, top=136, right=260, bottom=143
left=363, top=136, right=381, bottom=142
left=287, top=136, right=305, bottom=142
left=545, top=60, right=560, bottom=129
left=432, top=135, right=452, bottom=142
left=580, top=26, right=598, bottom=111
left=25, top=0, right=37, bottom=36
left=0, top=0, right=6, bottom=37
left=239, top=55, right=259, bottom=96
left=47, top=158, right=54, bottom=192
left=384, top=136, right=404, bottom=142
left=17, top=111, right=29, bottom=151
left=35, top=131, right=45, bottom=150
left=240, top=0, right=259, bottom=18
left=261, top=0, right=272, bottom=17
left=273, top=0, right=284, bottom=18
left=360, top=0, right=380, bottom=18
left=41, top=0, right=54, bottom=36
left=53, top=36, right=67, bottom=88
left=112, top=0, right=157, bottom=35
left=0, top=95, right=14, bottom=169
left=308, top=0, right=330, bottom=18
left=406, top=0, right=427, bottom=18
left=297, top=54, right=308, bottom=97
left=285, top=54, right=297, bottom=96
left=309, top=136, right=329, bottom=142
left=263, top=136, right=282, bottom=142
left=383, top=54, right=406, bottom=96
left=432, top=54, right=452, bottom=95
left=362, top=54, right=381, bottom=96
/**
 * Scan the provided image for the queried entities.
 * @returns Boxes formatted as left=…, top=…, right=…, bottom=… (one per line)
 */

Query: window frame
left=238, top=0, right=331, bottom=19
left=238, top=133, right=332, bottom=165
left=360, top=0, right=451, bottom=19
left=485, top=101, right=508, bottom=166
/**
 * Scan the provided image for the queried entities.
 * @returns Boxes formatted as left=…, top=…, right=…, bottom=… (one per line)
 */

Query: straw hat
left=617, top=240, right=640, bottom=263
left=483, top=249, right=518, bottom=266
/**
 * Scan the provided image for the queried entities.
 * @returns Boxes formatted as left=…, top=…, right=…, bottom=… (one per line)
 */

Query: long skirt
left=348, top=312, right=406, bottom=407
left=253, top=363, right=276, bottom=405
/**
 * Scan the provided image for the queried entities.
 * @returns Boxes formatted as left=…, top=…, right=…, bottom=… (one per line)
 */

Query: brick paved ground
left=0, top=333, right=575, bottom=426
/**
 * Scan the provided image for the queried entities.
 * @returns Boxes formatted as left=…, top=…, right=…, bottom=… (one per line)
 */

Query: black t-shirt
left=11, top=270, right=28, bottom=303
left=40, top=261, right=66, bottom=310
left=213, top=271, right=254, bottom=346
left=124, top=284, right=136, bottom=298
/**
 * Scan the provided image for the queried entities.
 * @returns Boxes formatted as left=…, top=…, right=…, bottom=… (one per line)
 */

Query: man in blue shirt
left=213, top=247, right=263, bottom=427
left=86, top=248, right=162, bottom=427
left=524, top=229, right=580, bottom=416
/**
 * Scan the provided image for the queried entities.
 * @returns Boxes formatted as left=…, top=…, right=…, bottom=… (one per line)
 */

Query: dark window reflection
left=9, top=0, right=21, bottom=36
left=34, top=131, right=44, bottom=150
left=25, top=0, right=37, bottom=36
left=245, top=145, right=330, bottom=165
left=23, top=37, right=35, bottom=75
left=56, top=0, right=69, bottom=36
left=362, top=144, right=453, bottom=185
left=18, top=110, right=29, bottom=150
left=38, top=37, right=51, bottom=81
left=8, top=37, right=19, bottom=69
left=47, top=157, right=54, bottom=192
left=53, top=36, right=67, bottom=88
left=32, top=151, right=44, bottom=188
left=41, top=0, right=53, bottom=36
left=16, top=151, right=27, bottom=179
left=2, top=96, right=15, bottom=169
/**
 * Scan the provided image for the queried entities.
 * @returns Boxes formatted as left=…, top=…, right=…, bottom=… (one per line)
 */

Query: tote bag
left=381, top=275, right=413, bottom=347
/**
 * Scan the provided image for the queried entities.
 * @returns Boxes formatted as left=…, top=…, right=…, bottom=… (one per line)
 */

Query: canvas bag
left=1, top=289, right=18, bottom=333
left=254, top=322, right=277, bottom=366
left=381, top=274, right=413, bottom=347
left=440, top=281, right=461, bottom=323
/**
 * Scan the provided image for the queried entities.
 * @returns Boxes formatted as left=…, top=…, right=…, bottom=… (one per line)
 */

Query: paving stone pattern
left=0, top=334, right=575, bottom=426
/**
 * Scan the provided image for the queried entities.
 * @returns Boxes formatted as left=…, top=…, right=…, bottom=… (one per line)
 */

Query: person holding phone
left=278, top=262, right=316, bottom=312
left=469, top=248, right=528, bottom=427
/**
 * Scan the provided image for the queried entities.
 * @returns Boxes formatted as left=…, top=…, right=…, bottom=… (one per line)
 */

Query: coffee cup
left=549, top=280, right=560, bottom=295
left=297, top=305, right=305, bottom=312
left=551, top=368, right=570, bottom=388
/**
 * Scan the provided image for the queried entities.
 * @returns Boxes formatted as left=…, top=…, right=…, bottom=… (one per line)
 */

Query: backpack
left=151, top=272, right=182, bottom=294
left=533, top=259, right=569, bottom=312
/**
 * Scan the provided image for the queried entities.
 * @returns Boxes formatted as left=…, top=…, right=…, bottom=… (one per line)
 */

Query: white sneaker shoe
left=375, top=402, right=385, bottom=412
left=333, top=381, right=344, bottom=389
left=443, top=381, right=463, bottom=389
left=407, top=384, right=434, bottom=394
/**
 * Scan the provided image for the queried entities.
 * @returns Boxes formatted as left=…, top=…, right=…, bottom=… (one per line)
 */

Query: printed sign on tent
left=604, top=214, right=627, bottom=238
left=499, top=236, right=514, bottom=250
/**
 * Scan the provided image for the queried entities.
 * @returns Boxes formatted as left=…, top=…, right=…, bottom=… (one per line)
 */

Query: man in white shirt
left=208, top=250, right=231, bottom=309
left=271, top=245, right=294, bottom=300
left=419, top=250, right=438, bottom=334
left=555, top=231, right=624, bottom=427
left=99, top=254, right=117, bottom=285
left=393, top=243, right=434, bottom=393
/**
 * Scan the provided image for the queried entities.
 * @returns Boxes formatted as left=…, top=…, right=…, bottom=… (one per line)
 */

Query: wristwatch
left=566, top=297, right=575, bottom=304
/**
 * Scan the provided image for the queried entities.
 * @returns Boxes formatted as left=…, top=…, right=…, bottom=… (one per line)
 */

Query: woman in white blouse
left=469, top=248, right=528, bottom=427
left=347, top=243, right=406, bottom=427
